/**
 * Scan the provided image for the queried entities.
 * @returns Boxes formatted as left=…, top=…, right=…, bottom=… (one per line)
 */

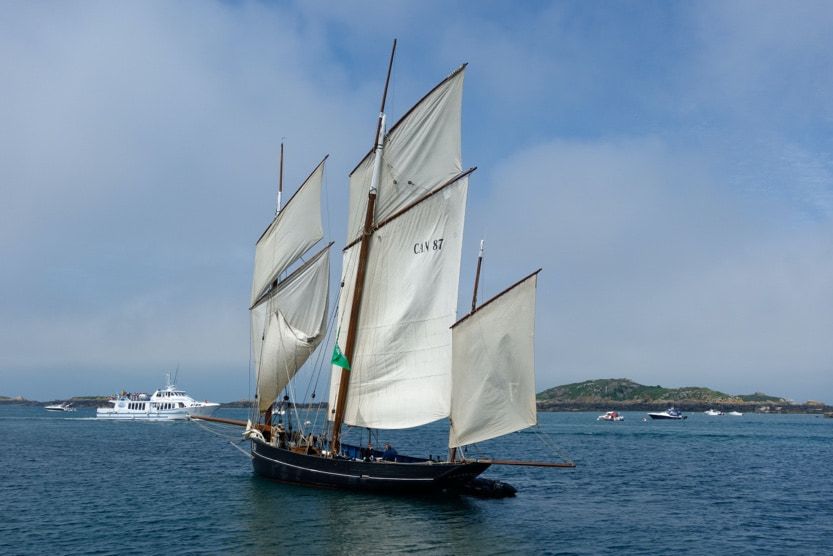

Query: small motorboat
left=647, top=407, right=687, bottom=420
left=597, top=411, right=624, bottom=421
left=44, top=402, right=76, bottom=412
left=727, top=411, right=743, bottom=416
left=704, top=409, right=724, bottom=416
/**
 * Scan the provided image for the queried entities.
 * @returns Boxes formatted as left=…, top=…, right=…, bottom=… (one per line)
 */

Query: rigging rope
left=531, top=426, right=575, bottom=465
left=229, top=440, right=254, bottom=459
left=193, top=418, right=242, bottom=442
left=302, top=300, right=339, bottom=436
left=192, top=419, right=254, bottom=460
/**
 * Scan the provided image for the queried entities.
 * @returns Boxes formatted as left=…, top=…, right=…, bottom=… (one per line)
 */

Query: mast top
left=276, top=141, right=285, bottom=214
left=379, top=39, right=397, bottom=115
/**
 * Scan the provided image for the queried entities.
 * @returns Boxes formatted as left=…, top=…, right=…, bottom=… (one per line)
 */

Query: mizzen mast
left=449, top=239, right=486, bottom=463
left=263, top=141, right=283, bottom=431
left=330, top=39, right=398, bottom=454
left=471, top=239, right=484, bottom=312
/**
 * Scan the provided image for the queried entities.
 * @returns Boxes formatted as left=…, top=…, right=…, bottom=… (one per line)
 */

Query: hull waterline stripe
left=252, top=448, right=436, bottom=481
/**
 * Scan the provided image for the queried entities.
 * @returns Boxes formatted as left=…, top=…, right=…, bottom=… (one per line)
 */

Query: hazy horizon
left=0, top=373, right=825, bottom=405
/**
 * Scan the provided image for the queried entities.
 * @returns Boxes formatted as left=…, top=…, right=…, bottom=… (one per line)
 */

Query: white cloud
left=0, top=2, right=365, bottom=399
left=474, top=138, right=833, bottom=401
left=1, top=1, right=831, bottom=404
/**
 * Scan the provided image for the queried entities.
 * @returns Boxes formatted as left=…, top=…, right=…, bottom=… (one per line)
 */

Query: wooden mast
left=450, top=239, right=485, bottom=463
left=260, top=142, right=286, bottom=436
left=330, top=39, right=397, bottom=455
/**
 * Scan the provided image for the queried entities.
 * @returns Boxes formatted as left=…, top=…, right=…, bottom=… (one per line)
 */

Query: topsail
left=251, top=159, right=326, bottom=306
left=345, top=66, right=465, bottom=244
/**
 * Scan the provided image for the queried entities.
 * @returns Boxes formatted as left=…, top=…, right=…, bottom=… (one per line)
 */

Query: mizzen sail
left=448, top=271, right=539, bottom=448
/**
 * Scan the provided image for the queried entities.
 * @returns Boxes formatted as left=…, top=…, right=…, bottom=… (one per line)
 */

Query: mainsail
left=250, top=157, right=330, bottom=413
left=448, top=272, right=540, bottom=448
left=329, top=175, right=469, bottom=429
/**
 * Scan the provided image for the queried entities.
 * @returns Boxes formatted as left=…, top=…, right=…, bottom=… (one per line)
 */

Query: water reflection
left=242, top=474, right=501, bottom=554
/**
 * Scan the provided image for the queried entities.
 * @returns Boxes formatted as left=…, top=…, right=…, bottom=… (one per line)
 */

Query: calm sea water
left=1, top=406, right=831, bottom=555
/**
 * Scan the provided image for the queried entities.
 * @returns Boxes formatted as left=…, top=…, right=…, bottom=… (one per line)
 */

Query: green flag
left=331, top=344, right=351, bottom=370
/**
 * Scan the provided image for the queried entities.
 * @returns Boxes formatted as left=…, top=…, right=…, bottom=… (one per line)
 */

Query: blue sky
left=2, top=1, right=832, bottom=403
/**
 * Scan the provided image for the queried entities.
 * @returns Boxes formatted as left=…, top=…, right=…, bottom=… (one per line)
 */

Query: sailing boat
left=201, top=41, right=573, bottom=496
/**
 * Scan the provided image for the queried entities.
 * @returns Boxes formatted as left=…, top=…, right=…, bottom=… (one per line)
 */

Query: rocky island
left=536, top=378, right=831, bottom=413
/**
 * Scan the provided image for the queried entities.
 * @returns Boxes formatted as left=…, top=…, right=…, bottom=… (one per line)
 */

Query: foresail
left=329, top=176, right=469, bottom=429
left=448, top=271, right=539, bottom=448
left=251, top=159, right=325, bottom=306
left=252, top=245, right=330, bottom=412
left=345, top=66, right=464, bottom=243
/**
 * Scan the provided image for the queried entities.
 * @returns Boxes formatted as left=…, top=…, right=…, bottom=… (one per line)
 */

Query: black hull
left=251, top=439, right=491, bottom=494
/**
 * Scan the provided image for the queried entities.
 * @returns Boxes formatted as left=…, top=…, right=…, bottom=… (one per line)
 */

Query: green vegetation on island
left=536, top=378, right=826, bottom=413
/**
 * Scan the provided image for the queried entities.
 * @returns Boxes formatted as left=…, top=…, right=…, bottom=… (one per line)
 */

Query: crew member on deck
left=382, top=443, right=398, bottom=461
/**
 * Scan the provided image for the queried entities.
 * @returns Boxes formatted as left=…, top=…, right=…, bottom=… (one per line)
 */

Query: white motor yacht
left=704, top=409, right=724, bottom=416
left=97, top=377, right=219, bottom=421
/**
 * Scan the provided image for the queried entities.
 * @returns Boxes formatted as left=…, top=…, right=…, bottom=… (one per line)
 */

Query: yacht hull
left=184, top=404, right=221, bottom=418
left=251, top=439, right=491, bottom=493
left=96, top=409, right=190, bottom=420
left=96, top=404, right=219, bottom=421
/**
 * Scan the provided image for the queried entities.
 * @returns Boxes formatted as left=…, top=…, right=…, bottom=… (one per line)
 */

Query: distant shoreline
left=4, top=375, right=832, bottom=415
left=0, top=397, right=328, bottom=410
left=1, top=397, right=831, bottom=415
left=536, top=401, right=833, bottom=414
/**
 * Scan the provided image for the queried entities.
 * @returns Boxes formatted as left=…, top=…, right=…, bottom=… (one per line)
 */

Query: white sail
left=448, top=272, right=539, bottom=448
left=252, top=246, right=330, bottom=412
left=345, top=67, right=464, bottom=243
left=251, top=160, right=325, bottom=306
left=329, top=176, right=469, bottom=429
